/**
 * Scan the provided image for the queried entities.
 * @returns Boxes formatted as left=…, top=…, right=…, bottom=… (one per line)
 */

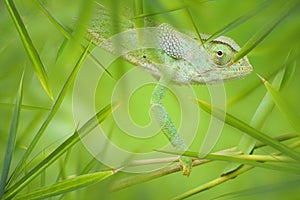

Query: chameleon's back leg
left=150, top=79, right=192, bottom=176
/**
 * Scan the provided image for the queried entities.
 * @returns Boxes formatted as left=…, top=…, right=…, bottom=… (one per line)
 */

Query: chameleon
left=87, top=3, right=253, bottom=176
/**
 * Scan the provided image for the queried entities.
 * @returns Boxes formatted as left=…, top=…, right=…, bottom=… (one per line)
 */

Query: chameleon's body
left=88, top=4, right=252, bottom=176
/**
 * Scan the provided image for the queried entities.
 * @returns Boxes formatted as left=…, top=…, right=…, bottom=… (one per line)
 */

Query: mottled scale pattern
left=158, top=23, right=185, bottom=59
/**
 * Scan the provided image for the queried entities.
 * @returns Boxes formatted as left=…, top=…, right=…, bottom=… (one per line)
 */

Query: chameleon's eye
left=217, top=50, right=223, bottom=57
left=207, top=42, right=235, bottom=66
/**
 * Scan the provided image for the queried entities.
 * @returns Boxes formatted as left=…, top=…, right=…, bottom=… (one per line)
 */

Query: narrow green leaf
left=185, top=8, right=204, bottom=46
left=7, top=44, right=91, bottom=188
left=133, top=0, right=144, bottom=28
left=57, top=149, right=72, bottom=181
left=205, top=0, right=269, bottom=43
left=231, top=0, right=295, bottom=63
left=227, top=50, right=298, bottom=105
left=111, top=132, right=297, bottom=192
left=35, top=0, right=113, bottom=78
left=158, top=150, right=299, bottom=173
left=34, top=0, right=72, bottom=40
left=14, top=171, right=113, bottom=200
left=81, top=126, right=114, bottom=174
left=0, top=71, right=24, bottom=199
left=4, top=104, right=113, bottom=199
left=133, top=0, right=144, bottom=47
left=132, top=6, right=188, bottom=19
left=172, top=165, right=253, bottom=200
left=4, top=0, right=53, bottom=100
left=0, top=103, right=50, bottom=111
left=259, top=74, right=300, bottom=134
left=196, top=99, right=300, bottom=161
left=224, top=57, right=289, bottom=174
left=281, top=60, right=296, bottom=89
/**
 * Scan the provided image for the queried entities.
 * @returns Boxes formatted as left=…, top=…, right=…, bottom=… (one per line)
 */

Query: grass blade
left=4, top=0, right=53, bottom=100
left=133, top=6, right=188, bottom=19
left=224, top=55, right=290, bottom=174
left=35, top=0, right=113, bottom=78
left=172, top=165, right=253, bottom=200
left=205, top=0, right=269, bottom=43
left=34, top=0, right=72, bottom=40
left=14, top=171, right=114, bottom=200
left=231, top=0, right=296, bottom=63
left=196, top=99, right=300, bottom=161
left=0, top=103, right=50, bottom=111
left=259, top=74, right=300, bottom=134
left=4, top=104, right=113, bottom=199
left=7, top=44, right=91, bottom=187
left=184, top=8, right=204, bottom=46
left=281, top=60, right=296, bottom=89
left=111, top=132, right=297, bottom=192
left=0, top=71, right=24, bottom=199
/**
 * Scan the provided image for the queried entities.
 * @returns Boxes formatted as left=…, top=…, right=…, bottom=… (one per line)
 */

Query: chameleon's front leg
left=150, top=78, right=192, bottom=176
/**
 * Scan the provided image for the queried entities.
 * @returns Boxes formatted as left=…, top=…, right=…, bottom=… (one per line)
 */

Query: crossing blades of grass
left=223, top=52, right=291, bottom=174
left=205, top=0, right=270, bottom=43
left=231, top=0, right=297, bottom=64
left=14, top=170, right=114, bottom=200
left=4, top=0, right=53, bottom=100
left=258, top=74, right=300, bottom=134
left=196, top=98, right=300, bottom=162
left=7, top=44, right=90, bottom=188
left=35, top=0, right=112, bottom=78
left=111, top=132, right=298, bottom=192
left=0, top=71, right=24, bottom=199
left=227, top=50, right=298, bottom=105
left=3, top=104, right=113, bottom=199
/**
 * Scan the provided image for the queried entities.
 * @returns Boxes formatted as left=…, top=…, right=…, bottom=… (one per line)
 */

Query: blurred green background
left=0, top=0, right=300, bottom=199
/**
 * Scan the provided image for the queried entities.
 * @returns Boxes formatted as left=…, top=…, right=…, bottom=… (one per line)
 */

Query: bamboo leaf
left=172, top=165, right=254, bottom=200
left=258, top=74, right=300, bottom=134
left=35, top=0, right=113, bottom=78
left=205, top=1, right=269, bottom=43
left=0, top=71, right=24, bottom=199
left=185, top=8, right=204, bottom=46
left=133, top=6, right=188, bottom=19
left=7, top=44, right=91, bottom=188
left=224, top=54, right=290, bottom=174
left=4, top=104, right=113, bottom=199
left=231, top=0, right=295, bottom=63
left=4, top=0, right=53, bottom=100
left=14, top=171, right=114, bottom=200
left=34, top=0, right=72, bottom=40
left=0, top=103, right=50, bottom=111
left=227, top=50, right=298, bottom=105
left=196, top=99, right=300, bottom=161
left=281, top=60, right=296, bottom=89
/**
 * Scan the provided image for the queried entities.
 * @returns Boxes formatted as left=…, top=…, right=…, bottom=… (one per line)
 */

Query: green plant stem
left=172, top=165, right=253, bottom=200
left=110, top=132, right=298, bottom=192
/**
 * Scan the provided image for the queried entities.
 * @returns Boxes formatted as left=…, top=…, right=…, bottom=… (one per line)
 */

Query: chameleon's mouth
left=192, top=58, right=253, bottom=84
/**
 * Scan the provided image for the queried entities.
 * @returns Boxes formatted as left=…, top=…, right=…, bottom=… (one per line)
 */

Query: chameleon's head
left=195, top=36, right=253, bottom=84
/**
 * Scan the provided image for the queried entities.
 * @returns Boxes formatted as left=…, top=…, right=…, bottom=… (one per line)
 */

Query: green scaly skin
left=88, top=3, right=253, bottom=176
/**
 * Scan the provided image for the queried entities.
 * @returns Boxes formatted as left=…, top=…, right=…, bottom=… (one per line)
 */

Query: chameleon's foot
left=179, top=156, right=192, bottom=176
